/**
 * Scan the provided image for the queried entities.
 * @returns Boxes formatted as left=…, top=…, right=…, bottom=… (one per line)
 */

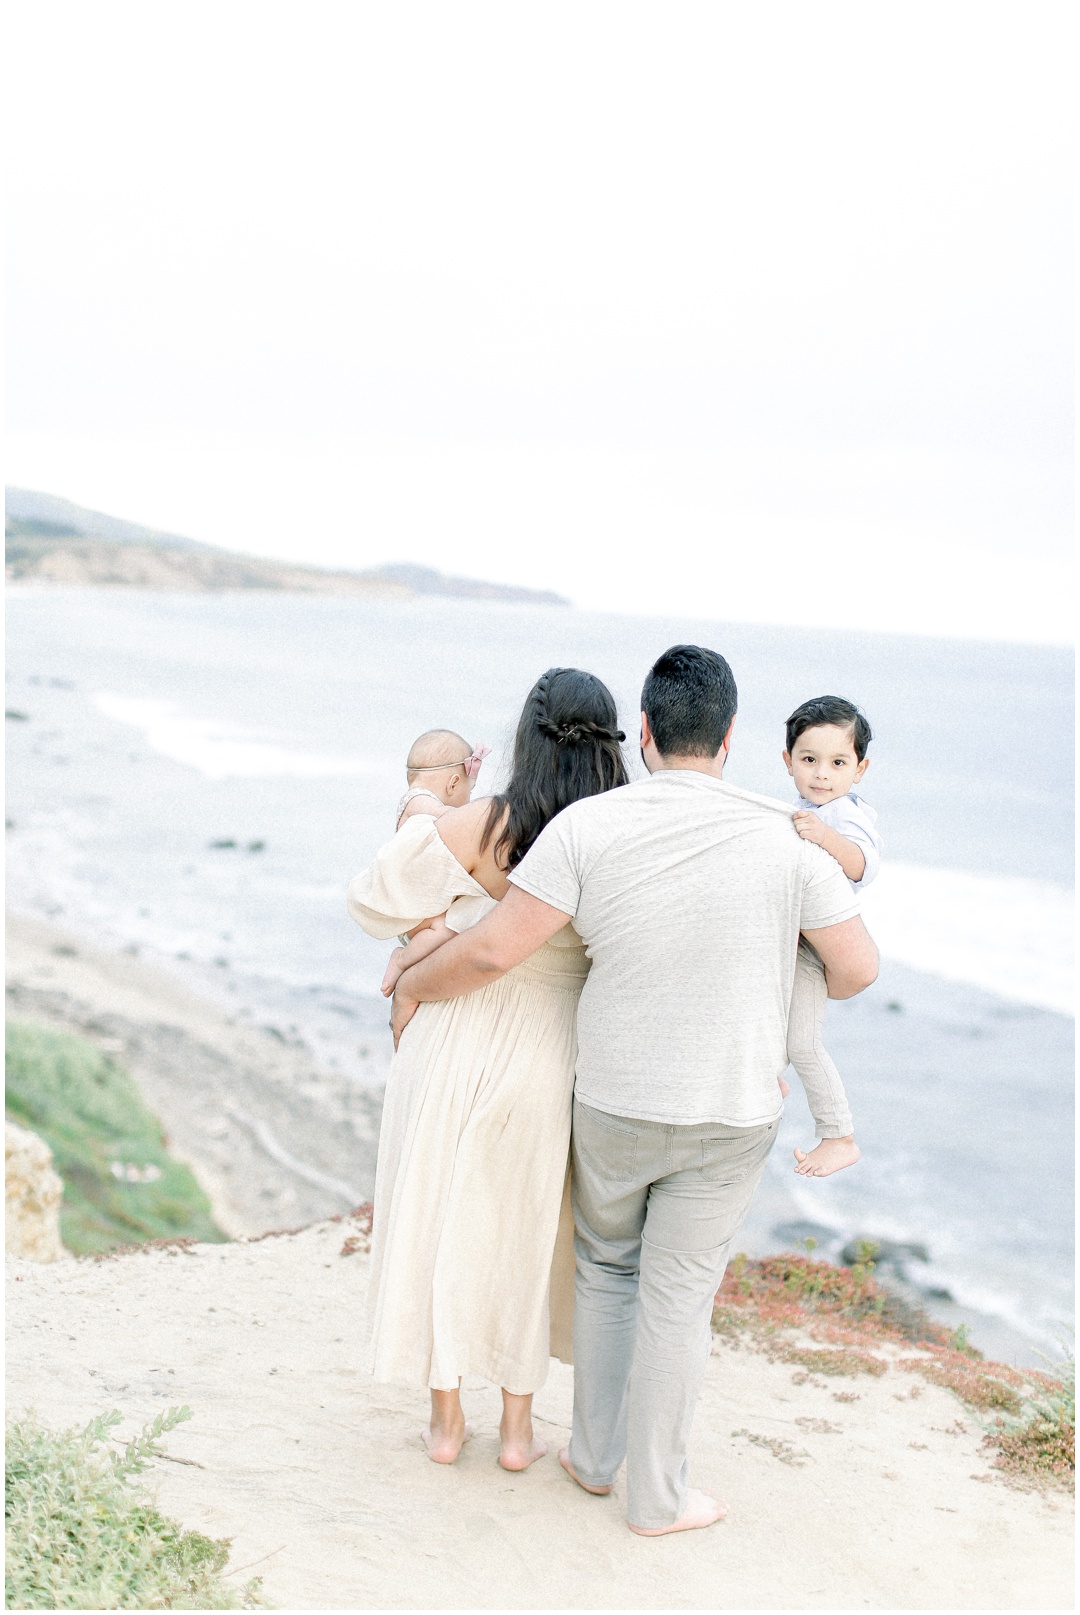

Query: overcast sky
left=6, top=1, right=1074, bottom=641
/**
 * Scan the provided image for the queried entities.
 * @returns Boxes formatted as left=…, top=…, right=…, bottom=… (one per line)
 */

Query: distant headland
left=4, top=488, right=569, bottom=606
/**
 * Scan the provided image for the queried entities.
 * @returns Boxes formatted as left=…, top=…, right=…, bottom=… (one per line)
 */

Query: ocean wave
left=862, top=862, right=1074, bottom=1016
left=94, top=693, right=396, bottom=782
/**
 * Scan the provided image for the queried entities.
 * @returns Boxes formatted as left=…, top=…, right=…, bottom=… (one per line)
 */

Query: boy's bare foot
left=421, top=1419, right=473, bottom=1464
left=558, top=1447, right=614, bottom=1494
left=499, top=1432, right=548, bottom=1471
left=794, top=1136, right=861, bottom=1177
left=629, top=1488, right=728, bottom=1536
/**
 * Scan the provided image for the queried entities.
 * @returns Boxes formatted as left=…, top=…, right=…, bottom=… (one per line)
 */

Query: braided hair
left=482, top=667, right=628, bottom=869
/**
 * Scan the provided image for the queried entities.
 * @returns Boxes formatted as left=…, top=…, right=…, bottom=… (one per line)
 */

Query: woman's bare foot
left=498, top=1389, right=547, bottom=1471
left=558, top=1446, right=614, bottom=1494
left=794, top=1136, right=861, bottom=1177
left=499, top=1432, right=548, bottom=1471
left=422, top=1387, right=472, bottom=1463
left=421, top=1419, right=473, bottom=1463
left=629, top=1488, right=727, bottom=1536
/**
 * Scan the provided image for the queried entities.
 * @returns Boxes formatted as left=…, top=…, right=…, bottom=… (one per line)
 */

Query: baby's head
left=406, top=729, right=480, bottom=808
left=783, top=696, right=871, bottom=805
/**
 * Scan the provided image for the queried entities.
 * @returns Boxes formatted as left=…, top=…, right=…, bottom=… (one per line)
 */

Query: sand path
left=7, top=1223, right=1072, bottom=1611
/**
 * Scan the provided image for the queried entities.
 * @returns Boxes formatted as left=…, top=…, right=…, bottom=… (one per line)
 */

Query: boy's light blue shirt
left=797, top=790, right=882, bottom=890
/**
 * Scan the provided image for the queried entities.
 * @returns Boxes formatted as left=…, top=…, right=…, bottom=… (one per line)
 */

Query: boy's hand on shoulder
left=792, top=810, right=827, bottom=845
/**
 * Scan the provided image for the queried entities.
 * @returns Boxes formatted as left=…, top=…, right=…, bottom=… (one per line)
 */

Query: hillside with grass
left=5, top=1021, right=223, bottom=1254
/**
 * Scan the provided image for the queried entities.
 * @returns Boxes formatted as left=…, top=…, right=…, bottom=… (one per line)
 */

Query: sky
left=6, top=1, right=1074, bottom=642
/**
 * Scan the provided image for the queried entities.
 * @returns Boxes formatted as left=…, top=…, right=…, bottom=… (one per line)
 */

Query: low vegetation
left=714, top=1249, right=1074, bottom=1489
left=5, top=1407, right=264, bottom=1609
left=984, top=1359, right=1075, bottom=1487
left=5, top=1020, right=224, bottom=1254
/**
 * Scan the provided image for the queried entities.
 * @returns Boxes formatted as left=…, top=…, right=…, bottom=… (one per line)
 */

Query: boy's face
left=783, top=723, right=869, bottom=804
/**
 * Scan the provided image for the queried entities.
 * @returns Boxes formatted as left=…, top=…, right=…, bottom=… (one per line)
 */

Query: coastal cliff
left=5, top=488, right=569, bottom=605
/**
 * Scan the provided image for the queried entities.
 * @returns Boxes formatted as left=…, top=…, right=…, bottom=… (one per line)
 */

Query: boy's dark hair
left=785, top=696, right=872, bottom=761
left=641, top=644, right=738, bottom=759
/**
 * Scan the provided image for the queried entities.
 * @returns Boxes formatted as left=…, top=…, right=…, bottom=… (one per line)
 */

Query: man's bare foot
left=558, top=1446, right=614, bottom=1494
left=629, top=1488, right=728, bottom=1536
left=794, top=1136, right=861, bottom=1177
left=499, top=1432, right=548, bottom=1471
left=421, top=1420, right=473, bottom=1464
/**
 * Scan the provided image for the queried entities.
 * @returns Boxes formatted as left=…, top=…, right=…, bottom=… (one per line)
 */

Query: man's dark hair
left=785, top=696, right=872, bottom=762
left=641, top=645, right=738, bottom=759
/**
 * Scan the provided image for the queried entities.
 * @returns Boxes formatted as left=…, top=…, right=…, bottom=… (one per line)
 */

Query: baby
left=396, top=729, right=489, bottom=830
left=381, top=729, right=490, bottom=996
left=782, top=695, right=882, bottom=1178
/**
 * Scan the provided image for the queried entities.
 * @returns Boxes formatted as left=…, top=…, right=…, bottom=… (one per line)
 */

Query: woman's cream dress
left=347, top=815, right=585, bottom=1394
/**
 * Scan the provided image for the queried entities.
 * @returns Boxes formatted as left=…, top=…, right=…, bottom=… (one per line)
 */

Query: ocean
left=5, top=586, right=1074, bottom=1364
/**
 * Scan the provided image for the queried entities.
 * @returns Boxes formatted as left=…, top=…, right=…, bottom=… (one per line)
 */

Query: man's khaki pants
left=567, top=1097, right=779, bottom=1529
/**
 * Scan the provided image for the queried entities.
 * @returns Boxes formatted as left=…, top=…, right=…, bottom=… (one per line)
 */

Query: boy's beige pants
left=787, top=938, right=855, bottom=1138
left=567, top=1098, right=779, bottom=1530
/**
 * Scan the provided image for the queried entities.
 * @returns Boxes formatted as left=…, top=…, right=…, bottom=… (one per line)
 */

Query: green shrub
left=5, top=1407, right=264, bottom=1609
left=5, top=1020, right=224, bottom=1254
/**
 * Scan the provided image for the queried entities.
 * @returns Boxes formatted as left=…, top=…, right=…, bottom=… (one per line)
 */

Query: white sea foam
left=94, top=692, right=395, bottom=782
left=90, top=691, right=1075, bottom=1015
left=862, top=861, right=1074, bottom=1017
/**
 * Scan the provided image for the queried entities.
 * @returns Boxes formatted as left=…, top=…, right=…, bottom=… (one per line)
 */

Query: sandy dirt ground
left=6, top=1222, right=1073, bottom=1612
left=5, top=911, right=382, bottom=1235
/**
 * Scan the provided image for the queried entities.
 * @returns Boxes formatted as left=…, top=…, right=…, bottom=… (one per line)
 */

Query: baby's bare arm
left=792, top=813, right=866, bottom=882
left=396, top=796, right=448, bottom=831
left=381, top=917, right=455, bottom=997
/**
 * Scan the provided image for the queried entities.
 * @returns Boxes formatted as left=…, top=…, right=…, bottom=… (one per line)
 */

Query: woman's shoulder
left=435, top=796, right=506, bottom=867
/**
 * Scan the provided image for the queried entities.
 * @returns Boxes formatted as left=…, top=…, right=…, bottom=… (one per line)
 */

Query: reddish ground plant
left=713, top=1251, right=1073, bottom=1489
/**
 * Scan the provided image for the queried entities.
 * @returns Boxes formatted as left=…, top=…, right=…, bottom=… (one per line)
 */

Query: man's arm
left=390, top=886, right=571, bottom=1044
left=802, top=915, right=879, bottom=999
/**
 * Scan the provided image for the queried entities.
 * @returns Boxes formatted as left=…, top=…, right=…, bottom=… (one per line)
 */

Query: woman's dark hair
left=641, top=644, right=738, bottom=758
left=785, top=696, right=872, bottom=761
left=482, top=668, right=628, bottom=869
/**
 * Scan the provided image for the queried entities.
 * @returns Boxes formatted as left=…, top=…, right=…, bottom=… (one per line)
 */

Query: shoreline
left=5, top=907, right=1066, bottom=1366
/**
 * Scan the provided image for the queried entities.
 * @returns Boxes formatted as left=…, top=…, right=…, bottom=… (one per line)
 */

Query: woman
left=348, top=668, right=627, bottom=1470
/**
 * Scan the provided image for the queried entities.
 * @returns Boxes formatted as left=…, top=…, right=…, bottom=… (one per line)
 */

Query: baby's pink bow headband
left=464, top=744, right=491, bottom=780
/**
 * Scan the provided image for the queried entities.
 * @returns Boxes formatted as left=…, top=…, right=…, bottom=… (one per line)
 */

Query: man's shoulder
left=541, top=781, right=639, bottom=842
left=551, top=776, right=801, bottom=845
left=717, top=780, right=801, bottom=820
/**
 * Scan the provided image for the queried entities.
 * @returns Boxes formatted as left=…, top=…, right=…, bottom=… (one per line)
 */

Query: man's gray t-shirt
left=509, top=771, right=859, bottom=1127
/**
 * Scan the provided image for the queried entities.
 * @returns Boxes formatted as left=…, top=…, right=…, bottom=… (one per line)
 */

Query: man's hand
left=391, top=986, right=420, bottom=1050
left=793, top=810, right=828, bottom=846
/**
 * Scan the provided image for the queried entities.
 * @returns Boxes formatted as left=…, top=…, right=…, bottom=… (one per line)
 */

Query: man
left=391, top=644, right=878, bottom=1535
